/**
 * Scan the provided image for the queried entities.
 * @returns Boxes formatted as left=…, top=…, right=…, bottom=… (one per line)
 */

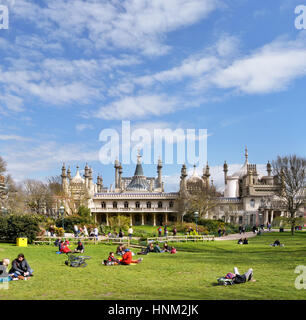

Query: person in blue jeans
left=9, top=254, right=34, bottom=278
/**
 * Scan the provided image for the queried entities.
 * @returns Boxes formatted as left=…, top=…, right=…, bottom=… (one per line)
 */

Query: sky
left=0, top=0, right=305, bottom=192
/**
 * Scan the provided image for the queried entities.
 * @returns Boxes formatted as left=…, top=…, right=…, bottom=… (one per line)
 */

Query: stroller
left=65, top=254, right=91, bottom=268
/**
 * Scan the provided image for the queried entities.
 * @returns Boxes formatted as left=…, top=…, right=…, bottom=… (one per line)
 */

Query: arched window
left=169, top=200, right=174, bottom=208
left=158, top=201, right=163, bottom=208
left=135, top=201, right=140, bottom=209
left=124, top=201, right=129, bottom=208
left=147, top=201, right=151, bottom=209
left=113, top=201, right=117, bottom=208
left=101, top=201, right=106, bottom=209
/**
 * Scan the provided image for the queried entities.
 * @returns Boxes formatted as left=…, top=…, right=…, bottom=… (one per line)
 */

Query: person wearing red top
left=120, top=249, right=142, bottom=265
left=60, top=241, right=71, bottom=254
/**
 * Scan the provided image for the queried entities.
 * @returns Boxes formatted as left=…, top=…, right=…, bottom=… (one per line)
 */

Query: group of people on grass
left=55, top=239, right=85, bottom=254
left=0, top=254, right=33, bottom=281
left=237, top=238, right=248, bottom=245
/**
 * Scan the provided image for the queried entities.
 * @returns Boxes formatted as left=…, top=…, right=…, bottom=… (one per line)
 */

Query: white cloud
left=95, top=95, right=180, bottom=120
left=76, top=124, right=95, bottom=132
left=11, top=0, right=220, bottom=56
left=211, top=37, right=306, bottom=94
left=0, top=134, right=31, bottom=141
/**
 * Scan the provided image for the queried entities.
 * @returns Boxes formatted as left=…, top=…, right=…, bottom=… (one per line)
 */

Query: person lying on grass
left=74, top=240, right=84, bottom=253
left=9, top=254, right=33, bottom=280
left=270, top=239, right=284, bottom=247
left=220, top=267, right=256, bottom=285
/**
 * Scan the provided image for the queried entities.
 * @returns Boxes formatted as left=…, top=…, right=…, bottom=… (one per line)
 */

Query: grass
left=0, top=231, right=305, bottom=300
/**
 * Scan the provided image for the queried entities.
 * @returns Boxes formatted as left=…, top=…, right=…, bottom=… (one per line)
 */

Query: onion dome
left=187, top=165, right=203, bottom=189
left=71, top=166, right=85, bottom=184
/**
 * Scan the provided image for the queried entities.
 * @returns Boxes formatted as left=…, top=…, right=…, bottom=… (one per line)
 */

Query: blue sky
left=0, top=0, right=305, bottom=191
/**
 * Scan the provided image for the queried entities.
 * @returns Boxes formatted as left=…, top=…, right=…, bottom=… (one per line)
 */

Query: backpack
left=217, top=277, right=234, bottom=286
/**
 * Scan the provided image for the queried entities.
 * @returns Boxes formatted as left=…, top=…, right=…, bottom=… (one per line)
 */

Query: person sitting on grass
left=243, top=238, right=248, bottom=245
left=154, top=243, right=162, bottom=253
left=237, top=238, right=243, bottom=245
left=103, top=252, right=121, bottom=265
left=170, top=247, right=177, bottom=254
left=270, top=239, right=284, bottom=247
left=9, top=254, right=33, bottom=279
left=116, top=244, right=125, bottom=255
left=137, top=243, right=154, bottom=255
left=74, top=240, right=84, bottom=253
left=0, top=258, right=13, bottom=282
left=60, top=241, right=71, bottom=254
left=120, top=249, right=142, bottom=265
left=223, top=267, right=255, bottom=285
left=163, top=242, right=170, bottom=252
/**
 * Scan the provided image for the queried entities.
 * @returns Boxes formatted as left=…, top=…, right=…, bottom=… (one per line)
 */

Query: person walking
left=73, top=225, right=79, bottom=238
left=83, top=225, right=89, bottom=237
left=94, top=226, right=99, bottom=240
left=128, top=226, right=133, bottom=240
left=173, top=227, right=177, bottom=236
left=239, top=225, right=242, bottom=235
left=164, top=225, right=168, bottom=237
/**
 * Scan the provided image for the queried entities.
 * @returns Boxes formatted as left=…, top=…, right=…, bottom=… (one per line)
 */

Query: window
left=101, top=201, right=106, bottom=209
left=158, top=201, right=163, bottom=208
left=250, top=199, right=255, bottom=208
left=147, top=201, right=151, bottom=209
left=124, top=201, right=129, bottom=208
left=135, top=201, right=140, bottom=208
left=169, top=200, right=174, bottom=208
left=113, top=201, right=117, bottom=208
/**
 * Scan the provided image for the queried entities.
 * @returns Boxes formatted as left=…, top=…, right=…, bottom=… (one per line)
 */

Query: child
left=104, top=252, right=120, bottom=265
left=170, top=247, right=177, bottom=254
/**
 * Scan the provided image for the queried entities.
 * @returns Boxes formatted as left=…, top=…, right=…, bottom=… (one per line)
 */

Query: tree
left=272, top=155, right=306, bottom=235
left=0, top=156, right=7, bottom=175
left=187, top=186, right=220, bottom=219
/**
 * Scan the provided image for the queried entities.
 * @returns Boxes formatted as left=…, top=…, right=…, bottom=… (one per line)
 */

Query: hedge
left=0, top=214, right=40, bottom=243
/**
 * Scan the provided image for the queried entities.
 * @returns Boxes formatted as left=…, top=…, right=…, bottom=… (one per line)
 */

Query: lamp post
left=194, top=211, right=199, bottom=233
left=59, top=205, right=65, bottom=232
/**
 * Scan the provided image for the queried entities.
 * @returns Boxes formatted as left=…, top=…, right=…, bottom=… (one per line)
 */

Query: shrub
left=0, top=214, right=40, bottom=243
left=55, top=214, right=94, bottom=233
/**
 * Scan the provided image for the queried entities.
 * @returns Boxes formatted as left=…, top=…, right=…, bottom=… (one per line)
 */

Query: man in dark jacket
left=9, top=254, right=33, bottom=277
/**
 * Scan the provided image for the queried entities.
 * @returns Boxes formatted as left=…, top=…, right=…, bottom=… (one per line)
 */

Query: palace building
left=59, top=148, right=305, bottom=226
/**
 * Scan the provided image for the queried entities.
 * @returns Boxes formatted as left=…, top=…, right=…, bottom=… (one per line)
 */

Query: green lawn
left=0, top=232, right=305, bottom=300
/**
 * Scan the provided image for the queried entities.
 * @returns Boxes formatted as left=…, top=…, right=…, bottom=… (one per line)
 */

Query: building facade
left=59, top=148, right=305, bottom=226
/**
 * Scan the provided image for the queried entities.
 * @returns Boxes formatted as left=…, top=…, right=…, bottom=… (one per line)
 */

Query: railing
left=33, top=236, right=129, bottom=245
left=91, top=207, right=178, bottom=213
left=146, top=235, right=215, bottom=244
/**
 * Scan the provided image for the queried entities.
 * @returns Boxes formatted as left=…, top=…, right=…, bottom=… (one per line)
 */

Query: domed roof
left=187, top=165, right=203, bottom=185
left=71, top=167, right=85, bottom=184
